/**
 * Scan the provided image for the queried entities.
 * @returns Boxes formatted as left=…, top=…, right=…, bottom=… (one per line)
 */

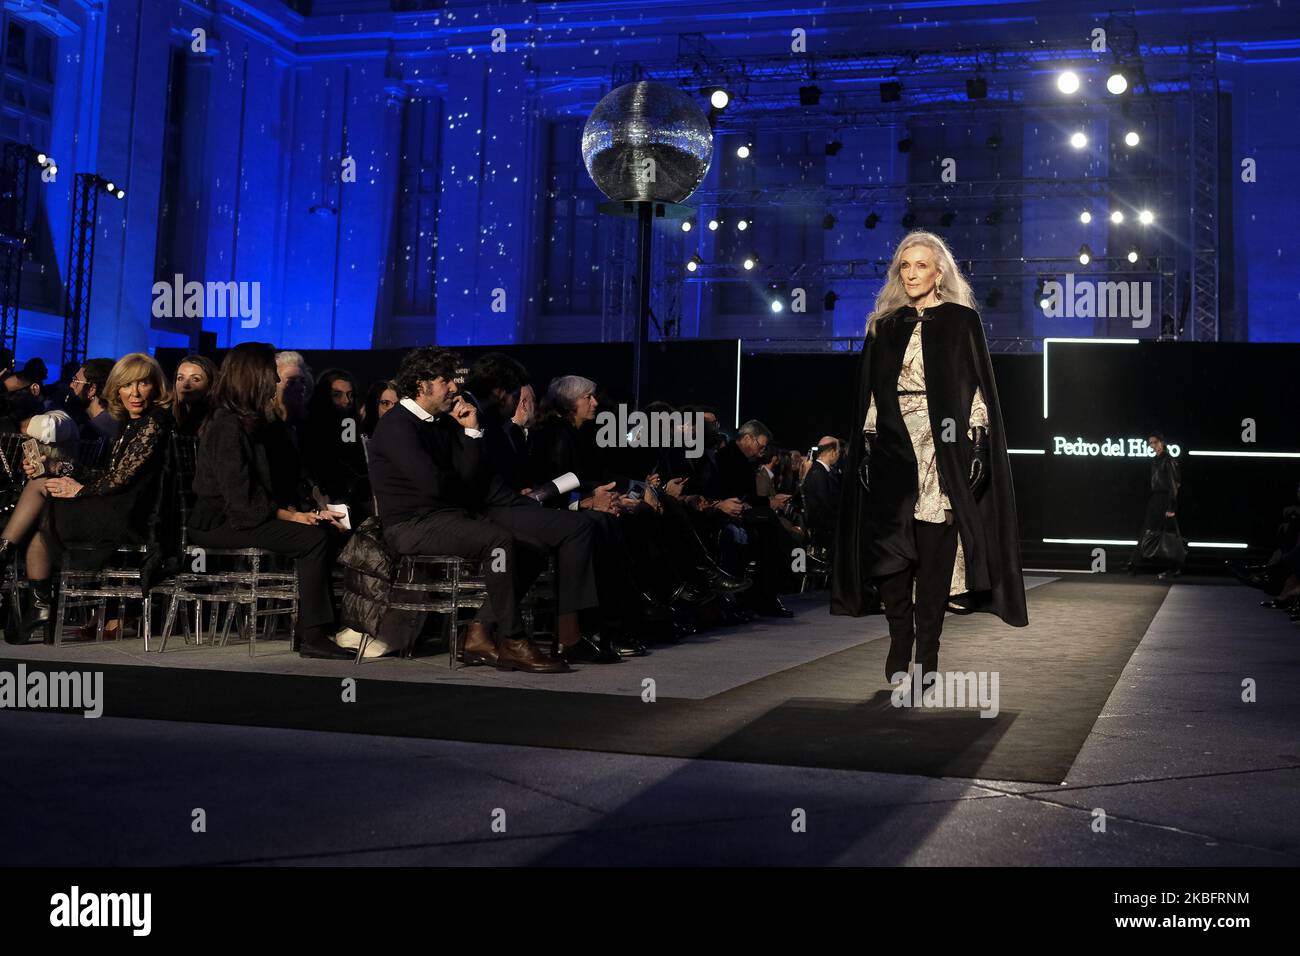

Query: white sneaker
left=332, top=628, right=393, bottom=659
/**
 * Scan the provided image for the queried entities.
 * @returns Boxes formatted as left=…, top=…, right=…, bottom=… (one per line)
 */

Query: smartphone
left=21, top=437, right=45, bottom=478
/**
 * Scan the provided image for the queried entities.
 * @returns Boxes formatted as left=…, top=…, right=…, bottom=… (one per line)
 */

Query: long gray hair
left=865, top=230, right=977, bottom=337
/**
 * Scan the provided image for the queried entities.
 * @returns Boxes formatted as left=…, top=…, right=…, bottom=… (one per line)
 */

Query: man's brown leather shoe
left=495, top=634, right=569, bottom=673
left=458, top=621, right=499, bottom=666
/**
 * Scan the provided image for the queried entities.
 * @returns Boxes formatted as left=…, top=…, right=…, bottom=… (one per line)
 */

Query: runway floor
left=1, top=574, right=1296, bottom=865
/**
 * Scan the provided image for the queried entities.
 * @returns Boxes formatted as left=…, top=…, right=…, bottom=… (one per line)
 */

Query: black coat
left=831, top=301, right=1028, bottom=627
left=801, top=460, right=842, bottom=550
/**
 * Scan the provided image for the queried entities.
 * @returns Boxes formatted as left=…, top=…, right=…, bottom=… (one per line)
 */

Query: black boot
left=20, top=578, right=54, bottom=641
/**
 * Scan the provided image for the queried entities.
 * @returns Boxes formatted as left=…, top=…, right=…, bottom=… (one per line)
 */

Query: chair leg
left=448, top=613, right=459, bottom=670
left=52, top=576, right=68, bottom=647
left=142, top=593, right=152, bottom=651
left=95, top=597, right=107, bottom=643
left=160, top=595, right=179, bottom=653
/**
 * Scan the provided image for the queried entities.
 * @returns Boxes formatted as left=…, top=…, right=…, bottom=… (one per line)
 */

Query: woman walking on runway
left=831, top=231, right=1028, bottom=686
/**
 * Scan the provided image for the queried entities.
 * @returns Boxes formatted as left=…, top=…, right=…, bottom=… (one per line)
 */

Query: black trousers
left=877, top=517, right=958, bottom=674
left=383, top=504, right=598, bottom=640
left=188, top=519, right=335, bottom=631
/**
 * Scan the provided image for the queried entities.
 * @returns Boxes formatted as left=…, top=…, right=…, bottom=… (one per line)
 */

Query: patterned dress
left=864, top=320, right=987, bottom=595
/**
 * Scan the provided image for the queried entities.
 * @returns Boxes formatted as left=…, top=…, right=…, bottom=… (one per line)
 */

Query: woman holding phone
left=188, top=342, right=350, bottom=659
left=1, top=353, right=173, bottom=643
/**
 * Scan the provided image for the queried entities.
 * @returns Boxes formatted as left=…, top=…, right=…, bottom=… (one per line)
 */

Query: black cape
left=830, top=301, right=1028, bottom=627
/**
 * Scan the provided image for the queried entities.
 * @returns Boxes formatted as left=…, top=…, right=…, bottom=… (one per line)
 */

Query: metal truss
left=62, top=173, right=99, bottom=367
left=0, top=142, right=32, bottom=358
left=1187, top=38, right=1220, bottom=341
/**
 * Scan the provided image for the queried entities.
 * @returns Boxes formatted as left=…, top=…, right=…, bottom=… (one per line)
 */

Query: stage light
left=1057, top=71, right=1081, bottom=95
left=1127, top=249, right=1139, bottom=263
left=1035, top=276, right=1049, bottom=310
left=1080, top=210, right=1092, bottom=224
left=686, top=255, right=702, bottom=272
left=864, top=213, right=879, bottom=229
left=799, top=85, right=821, bottom=106
left=47, top=164, right=57, bottom=176
left=115, top=188, right=125, bottom=200
left=742, top=256, right=757, bottom=270
left=897, top=137, right=912, bottom=153
left=36, top=152, right=47, bottom=165
left=939, top=211, right=956, bottom=227
left=824, top=290, right=838, bottom=311
left=822, top=214, right=836, bottom=230
left=1124, top=130, right=1140, bottom=147
left=1106, top=71, right=1129, bottom=95
left=901, top=212, right=917, bottom=229
left=709, top=89, right=729, bottom=109
left=824, top=140, right=843, bottom=156
left=736, top=218, right=749, bottom=231
left=1069, top=131, right=1088, bottom=149
left=708, top=219, right=719, bottom=231
left=1138, top=209, right=1154, bottom=225
left=770, top=299, right=784, bottom=313
left=681, top=220, right=692, bottom=232
left=966, top=77, right=987, bottom=100
left=880, top=81, right=902, bottom=103
left=1078, top=244, right=1092, bottom=265
left=1110, top=210, right=1124, bottom=224
left=104, top=181, right=115, bottom=192
left=736, top=144, right=751, bottom=159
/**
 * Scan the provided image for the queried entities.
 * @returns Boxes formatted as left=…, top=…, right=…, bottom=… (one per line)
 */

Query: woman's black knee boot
left=20, top=578, right=55, bottom=640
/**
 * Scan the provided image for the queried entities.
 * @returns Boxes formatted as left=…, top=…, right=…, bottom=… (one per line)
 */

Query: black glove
left=858, top=431, right=875, bottom=492
left=969, top=425, right=989, bottom=499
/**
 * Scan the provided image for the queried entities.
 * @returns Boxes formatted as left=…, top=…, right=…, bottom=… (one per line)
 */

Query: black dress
left=44, top=405, right=173, bottom=570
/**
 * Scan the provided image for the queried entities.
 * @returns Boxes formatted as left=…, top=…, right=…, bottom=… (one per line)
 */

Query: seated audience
left=0, top=353, right=173, bottom=643
left=361, top=379, right=398, bottom=438
left=188, top=342, right=349, bottom=660
left=67, top=358, right=120, bottom=444
left=367, top=346, right=601, bottom=671
left=301, top=368, right=369, bottom=516
left=173, top=354, right=218, bottom=436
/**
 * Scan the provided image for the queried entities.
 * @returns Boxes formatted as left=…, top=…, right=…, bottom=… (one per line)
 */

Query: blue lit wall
left=7, top=0, right=1300, bottom=369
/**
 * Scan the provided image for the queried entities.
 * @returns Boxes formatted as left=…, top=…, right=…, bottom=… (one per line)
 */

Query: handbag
left=1138, top=515, right=1188, bottom=567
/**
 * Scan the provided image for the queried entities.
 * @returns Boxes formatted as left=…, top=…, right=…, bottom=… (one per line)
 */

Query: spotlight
left=864, top=213, right=879, bottom=230
left=1124, top=130, right=1140, bottom=147
left=824, top=140, right=843, bottom=156
left=1106, top=71, right=1129, bottom=95
left=1070, top=131, right=1088, bottom=149
left=686, top=255, right=702, bottom=273
left=681, top=221, right=692, bottom=232
left=1127, top=249, right=1139, bottom=263
left=736, top=144, right=751, bottom=159
left=770, top=299, right=784, bottom=313
left=736, top=218, right=749, bottom=231
left=104, top=181, right=115, bottom=192
left=822, top=214, right=836, bottom=230
left=1080, top=210, right=1092, bottom=224
left=966, top=77, right=987, bottom=100
left=1057, top=70, right=1081, bottom=95
left=47, top=165, right=57, bottom=176
left=709, top=89, right=729, bottom=109
left=939, top=211, right=956, bottom=227
left=1078, top=244, right=1092, bottom=265
left=1035, top=277, right=1050, bottom=310
left=824, top=290, right=838, bottom=311
left=1138, top=209, right=1154, bottom=225
left=799, top=85, right=821, bottom=106
left=742, top=256, right=757, bottom=271
left=36, top=152, right=47, bottom=165
left=901, top=212, right=917, bottom=229
left=708, top=219, right=719, bottom=231
left=115, top=189, right=125, bottom=200
left=897, top=137, right=912, bottom=153
left=1110, top=210, right=1124, bottom=224
left=880, top=81, right=902, bottom=103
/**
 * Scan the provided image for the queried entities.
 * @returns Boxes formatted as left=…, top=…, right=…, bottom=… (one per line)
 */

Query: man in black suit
left=702, top=420, right=798, bottom=617
left=368, top=346, right=600, bottom=673
left=801, top=435, right=843, bottom=558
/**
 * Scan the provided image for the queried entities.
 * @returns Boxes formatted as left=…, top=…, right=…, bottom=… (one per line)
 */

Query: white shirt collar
left=400, top=397, right=435, bottom=422
left=818, top=459, right=831, bottom=472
